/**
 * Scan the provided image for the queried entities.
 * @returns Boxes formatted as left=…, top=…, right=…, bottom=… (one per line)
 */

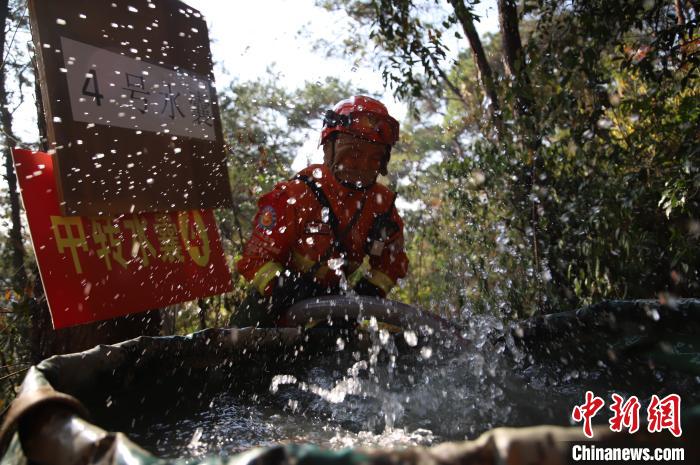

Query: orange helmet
left=321, top=95, right=399, bottom=146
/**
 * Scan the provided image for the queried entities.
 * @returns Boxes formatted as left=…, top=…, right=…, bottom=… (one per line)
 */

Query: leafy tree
left=0, top=0, right=33, bottom=408
left=0, top=0, right=30, bottom=294
left=322, top=0, right=699, bottom=318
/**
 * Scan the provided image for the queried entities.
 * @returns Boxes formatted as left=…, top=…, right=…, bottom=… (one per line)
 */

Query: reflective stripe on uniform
left=252, top=261, right=283, bottom=294
left=292, top=250, right=316, bottom=271
left=367, top=268, right=395, bottom=295
left=348, top=267, right=365, bottom=287
left=292, top=250, right=360, bottom=280
left=292, top=250, right=328, bottom=279
left=348, top=256, right=370, bottom=287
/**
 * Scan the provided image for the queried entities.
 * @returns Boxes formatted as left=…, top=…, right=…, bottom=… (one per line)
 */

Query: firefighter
left=231, top=95, right=409, bottom=327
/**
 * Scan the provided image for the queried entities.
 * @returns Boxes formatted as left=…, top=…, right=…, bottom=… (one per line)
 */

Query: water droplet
left=327, top=257, right=344, bottom=270
left=597, top=117, right=612, bottom=129
left=470, top=170, right=486, bottom=186
left=403, top=330, right=418, bottom=347
left=187, top=427, right=202, bottom=449
left=56, top=18, right=67, bottom=25
left=305, top=237, right=314, bottom=245
left=287, top=197, right=297, bottom=205
left=368, top=316, right=378, bottom=331
left=420, top=346, right=433, bottom=359
left=379, top=329, right=390, bottom=345
left=269, top=374, right=297, bottom=393
left=146, top=178, right=154, bottom=184
left=313, top=168, right=323, bottom=179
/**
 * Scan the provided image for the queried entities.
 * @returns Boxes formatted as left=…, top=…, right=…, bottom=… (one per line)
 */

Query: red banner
left=13, top=149, right=232, bottom=329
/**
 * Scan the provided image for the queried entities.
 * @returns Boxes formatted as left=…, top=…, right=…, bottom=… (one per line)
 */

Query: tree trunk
left=31, top=54, right=48, bottom=152
left=497, top=0, right=545, bottom=310
left=498, top=0, right=535, bottom=120
left=675, top=0, right=686, bottom=25
left=448, top=0, right=503, bottom=137
left=0, top=0, right=28, bottom=293
left=197, top=298, right=207, bottom=330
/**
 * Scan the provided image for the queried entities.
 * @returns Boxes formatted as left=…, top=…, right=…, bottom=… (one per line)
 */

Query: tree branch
left=448, top=0, right=503, bottom=135
left=675, top=0, right=687, bottom=25
left=0, top=0, right=28, bottom=293
left=497, top=0, right=536, bottom=120
left=498, top=0, right=524, bottom=78
left=0, top=367, right=29, bottom=382
left=429, top=53, right=469, bottom=110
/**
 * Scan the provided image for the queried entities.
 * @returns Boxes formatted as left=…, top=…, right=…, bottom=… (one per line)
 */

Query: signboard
left=13, top=148, right=233, bottom=329
left=28, top=0, right=232, bottom=216
left=61, top=37, right=217, bottom=140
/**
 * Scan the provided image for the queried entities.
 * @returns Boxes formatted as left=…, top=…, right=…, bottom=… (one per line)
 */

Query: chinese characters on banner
left=572, top=391, right=682, bottom=438
left=13, top=149, right=232, bottom=329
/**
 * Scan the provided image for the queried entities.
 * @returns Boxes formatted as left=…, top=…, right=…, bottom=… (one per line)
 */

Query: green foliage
left=332, top=0, right=700, bottom=318
left=1, top=3, right=697, bottom=409
left=0, top=297, right=31, bottom=409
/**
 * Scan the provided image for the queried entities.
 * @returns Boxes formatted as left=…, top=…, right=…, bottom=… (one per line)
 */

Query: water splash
left=118, top=310, right=697, bottom=458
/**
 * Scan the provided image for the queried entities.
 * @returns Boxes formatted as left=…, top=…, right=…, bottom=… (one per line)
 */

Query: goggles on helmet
left=323, top=109, right=399, bottom=146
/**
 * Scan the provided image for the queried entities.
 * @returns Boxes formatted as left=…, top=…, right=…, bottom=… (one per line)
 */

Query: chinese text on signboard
left=13, top=148, right=232, bottom=329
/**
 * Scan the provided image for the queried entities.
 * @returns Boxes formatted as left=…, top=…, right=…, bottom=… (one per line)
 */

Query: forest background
left=0, top=0, right=698, bottom=407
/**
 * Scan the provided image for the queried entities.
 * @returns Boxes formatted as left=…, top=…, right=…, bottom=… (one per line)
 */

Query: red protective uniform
left=237, top=163, right=408, bottom=297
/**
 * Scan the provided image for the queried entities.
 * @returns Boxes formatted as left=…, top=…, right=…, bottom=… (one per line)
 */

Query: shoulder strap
left=295, top=174, right=340, bottom=237
left=295, top=174, right=367, bottom=270
left=365, top=191, right=400, bottom=257
left=380, top=192, right=397, bottom=218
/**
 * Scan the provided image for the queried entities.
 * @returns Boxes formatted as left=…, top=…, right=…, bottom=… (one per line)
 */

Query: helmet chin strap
left=329, top=139, right=376, bottom=190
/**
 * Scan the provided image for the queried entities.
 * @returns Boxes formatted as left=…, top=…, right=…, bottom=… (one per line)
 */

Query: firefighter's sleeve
left=366, top=205, right=409, bottom=296
left=236, top=188, right=296, bottom=295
